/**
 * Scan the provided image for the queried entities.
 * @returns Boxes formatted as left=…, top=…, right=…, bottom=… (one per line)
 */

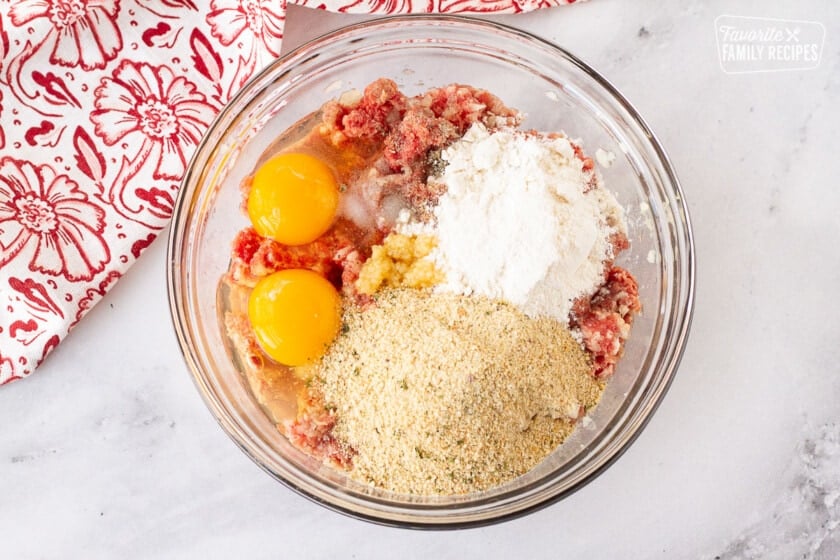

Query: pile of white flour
left=419, top=123, right=625, bottom=323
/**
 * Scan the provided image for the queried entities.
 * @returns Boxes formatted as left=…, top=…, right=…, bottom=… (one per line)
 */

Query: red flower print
left=90, top=60, right=217, bottom=181
left=0, top=158, right=110, bottom=282
left=206, top=0, right=285, bottom=58
left=9, top=0, right=122, bottom=71
left=0, top=353, right=19, bottom=385
left=0, top=15, right=5, bottom=149
left=0, top=89, right=5, bottom=150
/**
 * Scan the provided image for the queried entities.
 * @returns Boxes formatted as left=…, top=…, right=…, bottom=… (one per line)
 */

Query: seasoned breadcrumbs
left=315, top=288, right=603, bottom=495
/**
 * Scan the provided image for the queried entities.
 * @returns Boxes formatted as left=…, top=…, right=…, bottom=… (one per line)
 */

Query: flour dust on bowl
left=167, top=15, right=695, bottom=528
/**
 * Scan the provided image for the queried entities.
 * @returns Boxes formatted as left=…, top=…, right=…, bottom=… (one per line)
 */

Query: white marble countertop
left=2, top=0, right=838, bottom=557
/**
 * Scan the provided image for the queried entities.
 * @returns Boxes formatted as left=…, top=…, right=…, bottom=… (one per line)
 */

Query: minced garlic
left=355, top=233, right=443, bottom=295
left=316, top=288, right=603, bottom=495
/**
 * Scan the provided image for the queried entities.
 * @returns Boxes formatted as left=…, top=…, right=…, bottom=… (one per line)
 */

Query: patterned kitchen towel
left=0, top=0, right=581, bottom=385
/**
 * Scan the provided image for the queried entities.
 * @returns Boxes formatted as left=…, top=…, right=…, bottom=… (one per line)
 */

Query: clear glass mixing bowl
left=167, top=15, right=695, bottom=528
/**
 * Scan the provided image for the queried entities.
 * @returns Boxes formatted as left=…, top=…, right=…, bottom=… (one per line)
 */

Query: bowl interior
left=168, top=15, right=693, bottom=527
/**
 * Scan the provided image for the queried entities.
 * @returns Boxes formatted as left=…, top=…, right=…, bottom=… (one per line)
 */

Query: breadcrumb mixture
left=316, top=288, right=603, bottom=495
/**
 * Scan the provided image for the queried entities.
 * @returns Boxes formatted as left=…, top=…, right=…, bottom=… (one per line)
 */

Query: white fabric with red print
left=0, top=0, right=579, bottom=385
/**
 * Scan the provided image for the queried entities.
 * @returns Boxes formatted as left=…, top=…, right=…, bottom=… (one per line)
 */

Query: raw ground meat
left=286, top=394, right=354, bottom=469
left=228, top=219, right=372, bottom=294
left=571, top=266, right=641, bottom=378
left=320, top=79, right=407, bottom=145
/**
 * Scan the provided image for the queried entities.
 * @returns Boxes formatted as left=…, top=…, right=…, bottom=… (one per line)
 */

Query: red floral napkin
left=0, top=0, right=580, bottom=386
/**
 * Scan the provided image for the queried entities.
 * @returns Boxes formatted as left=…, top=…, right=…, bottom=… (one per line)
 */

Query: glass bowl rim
left=167, top=13, right=696, bottom=529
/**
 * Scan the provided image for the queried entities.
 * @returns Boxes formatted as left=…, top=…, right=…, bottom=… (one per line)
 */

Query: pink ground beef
left=572, top=266, right=641, bottom=378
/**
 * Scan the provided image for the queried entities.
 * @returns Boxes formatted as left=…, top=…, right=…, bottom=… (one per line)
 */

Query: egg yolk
left=248, top=269, right=342, bottom=366
left=248, top=153, right=339, bottom=246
